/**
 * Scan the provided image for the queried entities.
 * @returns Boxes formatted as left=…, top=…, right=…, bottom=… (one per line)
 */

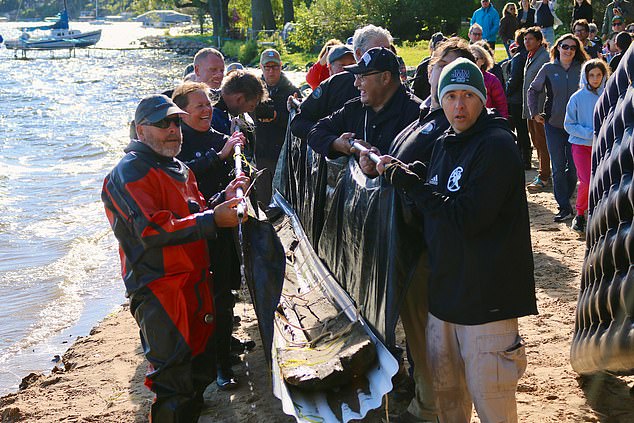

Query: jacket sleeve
left=405, top=136, right=521, bottom=237
left=506, top=55, right=523, bottom=95
left=489, top=76, right=509, bottom=118
left=564, top=95, right=593, bottom=141
left=103, top=169, right=217, bottom=250
left=306, top=105, right=348, bottom=157
left=290, top=84, right=329, bottom=139
left=305, top=62, right=328, bottom=90
left=490, top=9, right=500, bottom=38
left=527, top=64, right=547, bottom=118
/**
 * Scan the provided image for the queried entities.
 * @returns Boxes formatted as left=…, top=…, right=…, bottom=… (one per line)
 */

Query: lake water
left=0, top=22, right=198, bottom=395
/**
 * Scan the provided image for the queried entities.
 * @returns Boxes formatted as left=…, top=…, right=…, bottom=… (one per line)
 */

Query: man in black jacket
left=307, top=47, right=421, bottom=158
left=290, top=24, right=393, bottom=140
left=255, top=48, right=301, bottom=206
left=361, top=58, right=537, bottom=423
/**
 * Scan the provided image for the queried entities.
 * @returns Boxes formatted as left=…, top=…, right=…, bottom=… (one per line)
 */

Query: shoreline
left=3, top=177, right=634, bottom=421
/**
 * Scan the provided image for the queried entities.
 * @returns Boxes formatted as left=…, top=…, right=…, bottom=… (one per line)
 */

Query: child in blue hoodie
left=564, top=59, right=610, bottom=232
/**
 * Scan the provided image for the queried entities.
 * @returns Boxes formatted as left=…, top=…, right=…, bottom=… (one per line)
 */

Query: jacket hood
left=578, top=62, right=607, bottom=95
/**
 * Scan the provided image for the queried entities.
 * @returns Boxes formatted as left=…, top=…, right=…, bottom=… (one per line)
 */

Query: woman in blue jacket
left=564, top=59, right=609, bottom=232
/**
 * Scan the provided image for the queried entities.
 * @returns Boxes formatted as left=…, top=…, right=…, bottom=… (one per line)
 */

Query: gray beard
left=143, top=137, right=182, bottom=158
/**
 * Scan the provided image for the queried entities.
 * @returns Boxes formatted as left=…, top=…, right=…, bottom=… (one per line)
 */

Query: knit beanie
left=438, top=58, right=487, bottom=105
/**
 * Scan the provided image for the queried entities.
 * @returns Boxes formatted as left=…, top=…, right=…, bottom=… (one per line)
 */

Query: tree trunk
left=282, top=0, right=294, bottom=23
left=208, top=0, right=230, bottom=37
left=251, top=0, right=276, bottom=31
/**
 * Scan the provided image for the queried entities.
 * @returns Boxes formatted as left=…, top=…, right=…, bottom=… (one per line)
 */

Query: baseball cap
left=328, top=45, right=354, bottom=64
left=260, top=49, right=281, bottom=65
left=344, top=47, right=400, bottom=75
left=613, top=15, right=623, bottom=24
left=226, top=62, right=244, bottom=73
left=135, top=94, right=188, bottom=125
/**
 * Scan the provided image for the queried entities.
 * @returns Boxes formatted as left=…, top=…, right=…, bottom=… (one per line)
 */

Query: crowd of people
left=100, top=2, right=633, bottom=422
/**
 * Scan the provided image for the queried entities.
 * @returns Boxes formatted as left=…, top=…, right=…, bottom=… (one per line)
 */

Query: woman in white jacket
left=564, top=58, right=610, bottom=232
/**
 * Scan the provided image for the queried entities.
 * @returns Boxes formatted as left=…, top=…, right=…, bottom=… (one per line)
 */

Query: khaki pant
left=400, top=252, right=438, bottom=421
left=426, top=314, right=527, bottom=423
left=527, top=119, right=551, bottom=180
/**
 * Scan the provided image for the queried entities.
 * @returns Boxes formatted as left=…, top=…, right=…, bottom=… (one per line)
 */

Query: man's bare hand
left=213, top=197, right=248, bottom=227
left=357, top=146, right=381, bottom=177
left=219, top=132, right=246, bottom=161
left=331, top=132, right=355, bottom=155
left=532, top=114, right=545, bottom=125
left=224, top=175, right=250, bottom=200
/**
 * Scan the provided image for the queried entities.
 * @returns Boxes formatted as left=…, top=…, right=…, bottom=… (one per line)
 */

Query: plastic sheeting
left=570, top=45, right=634, bottom=374
left=271, top=193, right=399, bottom=422
left=241, top=216, right=286, bottom=364
left=273, top=115, right=424, bottom=348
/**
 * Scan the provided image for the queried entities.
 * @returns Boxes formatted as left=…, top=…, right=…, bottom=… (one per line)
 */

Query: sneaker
left=216, top=367, right=239, bottom=391
left=554, top=209, right=573, bottom=222
left=571, top=214, right=586, bottom=232
left=231, top=336, right=256, bottom=353
left=526, top=176, right=548, bottom=193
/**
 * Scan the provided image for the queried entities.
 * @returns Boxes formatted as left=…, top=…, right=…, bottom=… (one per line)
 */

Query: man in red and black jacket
left=102, top=94, right=248, bottom=422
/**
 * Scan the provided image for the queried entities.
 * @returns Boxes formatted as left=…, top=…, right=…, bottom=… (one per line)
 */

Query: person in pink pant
left=564, top=58, right=610, bottom=232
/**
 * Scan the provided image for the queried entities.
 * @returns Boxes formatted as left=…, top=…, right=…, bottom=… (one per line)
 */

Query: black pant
left=131, top=289, right=216, bottom=423
left=509, top=103, right=532, bottom=164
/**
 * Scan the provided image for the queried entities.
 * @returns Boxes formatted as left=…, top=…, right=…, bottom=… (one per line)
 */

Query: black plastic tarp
left=273, top=117, right=424, bottom=348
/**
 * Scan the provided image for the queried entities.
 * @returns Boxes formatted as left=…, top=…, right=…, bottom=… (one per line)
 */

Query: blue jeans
left=545, top=123, right=577, bottom=213
left=541, top=26, right=555, bottom=48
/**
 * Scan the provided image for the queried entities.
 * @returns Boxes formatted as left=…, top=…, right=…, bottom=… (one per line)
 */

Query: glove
left=254, top=99, right=276, bottom=121
left=384, top=159, right=424, bottom=191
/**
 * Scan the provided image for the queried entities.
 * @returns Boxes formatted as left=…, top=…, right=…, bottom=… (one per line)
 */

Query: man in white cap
left=361, top=58, right=537, bottom=423
left=102, top=94, right=248, bottom=421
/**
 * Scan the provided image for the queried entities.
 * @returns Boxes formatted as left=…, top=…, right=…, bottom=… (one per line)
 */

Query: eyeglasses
left=559, top=44, right=577, bottom=51
left=263, top=64, right=281, bottom=71
left=354, top=71, right=383, bottom=81
left=144, top=116, right=181, bottom=129
left=613, top=22, right=623, bottom=26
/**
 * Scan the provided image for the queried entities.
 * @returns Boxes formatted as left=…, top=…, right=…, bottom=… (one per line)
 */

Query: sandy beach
left=2, top=166, right=634, bottom=423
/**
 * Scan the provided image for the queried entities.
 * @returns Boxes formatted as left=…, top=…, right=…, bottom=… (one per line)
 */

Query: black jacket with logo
left=307, top=84, right=421, bottom=157
left=404, top=110, right=537, bottom=325
left=290, top=72, right=360, bottom=140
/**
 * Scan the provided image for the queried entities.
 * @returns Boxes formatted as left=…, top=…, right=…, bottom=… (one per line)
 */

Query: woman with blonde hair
left=305, top=38, right=342, bottom=89
left=469, top=43, right=509, bottom=118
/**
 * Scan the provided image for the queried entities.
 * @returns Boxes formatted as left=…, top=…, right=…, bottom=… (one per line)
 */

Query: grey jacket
left=527, top=59, right=583, bottom=129
left=522, top=46, right=549, bottom=119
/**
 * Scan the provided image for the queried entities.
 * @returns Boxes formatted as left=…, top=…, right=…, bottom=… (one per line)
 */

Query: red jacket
left=484, top=70, right=509, bottom=118
left=102, top=140, right=217, bottom=355
left=305, top=61, right=330, bottom=90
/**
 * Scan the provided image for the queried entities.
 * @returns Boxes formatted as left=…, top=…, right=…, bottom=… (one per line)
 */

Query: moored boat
left=4, top=1, right=101, bottom=51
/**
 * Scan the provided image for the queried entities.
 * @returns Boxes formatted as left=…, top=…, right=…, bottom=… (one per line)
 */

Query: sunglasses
left=559, top=44, right=577, bottom=51
left=613, top=22, right=623, bottom=26
left=354, top=71, right=383, bottom=81
left=145, top=116, right=181, bottom=129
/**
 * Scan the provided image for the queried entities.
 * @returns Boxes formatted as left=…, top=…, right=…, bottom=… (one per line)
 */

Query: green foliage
left=222, top=39, right=259, bottom=64
left=287, top=0, right=366, bottom=52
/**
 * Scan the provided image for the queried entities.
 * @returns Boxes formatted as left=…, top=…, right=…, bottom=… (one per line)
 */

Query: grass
left=282, top=39, right=509, bottom=71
